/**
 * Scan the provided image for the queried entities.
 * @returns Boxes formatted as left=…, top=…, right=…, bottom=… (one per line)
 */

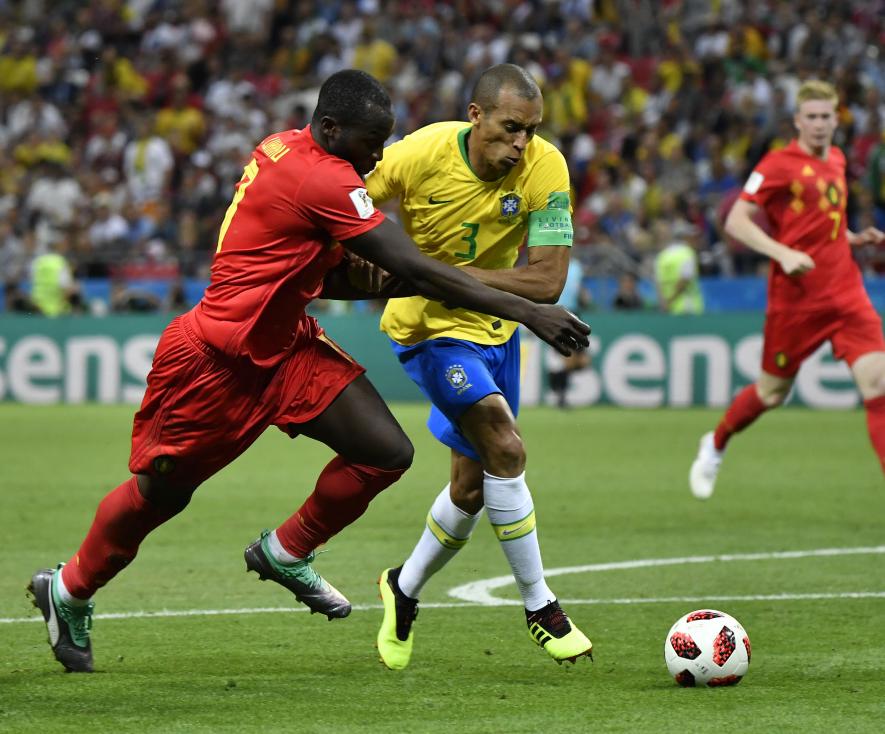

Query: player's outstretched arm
left=341, top=219, right=590, bottom=355
left=725, top=199, right=815, bottom=276
left=458, top=245, right=571, bottom=304
left=321, top=252, right=402, bottom=299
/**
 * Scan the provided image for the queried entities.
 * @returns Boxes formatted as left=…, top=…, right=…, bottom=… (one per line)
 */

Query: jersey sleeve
left=364, top=138, right=410, bottom=205
left=299, top=158, right=385, bottom=241
left=739, top=151, right=787, bottom=209
left=525, top=148, right=573, bottom=247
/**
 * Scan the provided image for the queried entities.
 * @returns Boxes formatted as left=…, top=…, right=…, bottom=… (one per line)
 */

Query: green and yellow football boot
left=377, top=566, right=419, bottom=670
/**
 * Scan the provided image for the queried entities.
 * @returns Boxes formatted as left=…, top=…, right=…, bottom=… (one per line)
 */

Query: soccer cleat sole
left=27, top=569, right=93, bottom=673
left=554, top=647, right=594, bottom=666
left=243, top=545, right=351, bottom=621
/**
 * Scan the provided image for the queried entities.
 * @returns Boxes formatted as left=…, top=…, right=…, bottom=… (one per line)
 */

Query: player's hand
left=847, top=227, right=885, bottom=247
left=525, top=305, right=591, bottom=356
left=777, top=249, right=815, bottom=277
left=346, top=253, right=389, bottom=293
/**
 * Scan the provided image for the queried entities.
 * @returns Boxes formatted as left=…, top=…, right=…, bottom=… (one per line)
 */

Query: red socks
left=713, top=384, right=769, bottom=451
left=60, top=459, right=404, bottom=597
left=864, top=395, right=885, bottom=474
left=276, top=457, right=405, bottom=558
left=61, top=477, right=181, bottom=599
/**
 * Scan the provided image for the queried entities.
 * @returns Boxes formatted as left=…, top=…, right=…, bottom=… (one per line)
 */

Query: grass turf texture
left=1, top=403, right=883, bottom=733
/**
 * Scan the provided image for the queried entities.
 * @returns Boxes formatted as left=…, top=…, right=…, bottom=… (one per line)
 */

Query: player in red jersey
left=28, top=70, right=591, bottom=673
left=690, top=80, right=885, bottom=499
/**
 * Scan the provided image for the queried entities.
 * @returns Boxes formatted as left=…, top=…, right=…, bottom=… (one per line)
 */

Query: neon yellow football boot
left=377, top=566, right=419, bottom=670
left=526, top=600, right=593, bottom=664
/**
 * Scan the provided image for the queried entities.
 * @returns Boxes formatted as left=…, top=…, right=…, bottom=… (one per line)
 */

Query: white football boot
left=689, top=431, right=723, bottom=500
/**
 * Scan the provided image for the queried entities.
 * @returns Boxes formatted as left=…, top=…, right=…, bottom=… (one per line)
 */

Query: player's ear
left=467, top=102, right=482, bottom=124
left=319, top=115, right=341, bottom=141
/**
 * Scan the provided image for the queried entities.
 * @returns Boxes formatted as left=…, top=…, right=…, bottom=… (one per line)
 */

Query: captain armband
left=527, top=193, right=573, bottom=247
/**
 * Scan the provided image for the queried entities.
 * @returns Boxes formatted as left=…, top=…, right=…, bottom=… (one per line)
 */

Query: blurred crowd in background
left=1, top=0, right=884, bottom=316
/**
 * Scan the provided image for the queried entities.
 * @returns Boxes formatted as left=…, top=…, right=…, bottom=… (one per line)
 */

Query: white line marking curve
left=2, top=546, right=882, bottom=625
left=447, top=545, right=885, bottom=604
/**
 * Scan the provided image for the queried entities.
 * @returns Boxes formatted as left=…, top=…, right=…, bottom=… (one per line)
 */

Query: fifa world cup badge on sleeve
left=349, top=188, right=375, bottom=219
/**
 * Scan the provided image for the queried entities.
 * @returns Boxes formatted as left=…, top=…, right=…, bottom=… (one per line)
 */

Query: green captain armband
left=527, top=192, right=573, bottom=246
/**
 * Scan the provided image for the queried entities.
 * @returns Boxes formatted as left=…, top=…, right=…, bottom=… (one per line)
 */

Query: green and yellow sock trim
left=426, top=512, right=470, bottom=550
left=491, top=510, right=536, bottom=542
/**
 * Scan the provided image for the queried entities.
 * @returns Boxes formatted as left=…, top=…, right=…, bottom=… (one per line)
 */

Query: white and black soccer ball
left=664, top=609, right=751, bottom=687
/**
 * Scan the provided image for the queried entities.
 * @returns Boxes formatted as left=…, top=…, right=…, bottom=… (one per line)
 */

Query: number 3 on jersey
left=216, top=158, right=259, bottom=253
left=456, top=222, right=479, bottom=260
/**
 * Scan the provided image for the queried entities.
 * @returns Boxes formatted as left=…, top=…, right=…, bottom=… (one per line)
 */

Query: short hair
left=471, top=63, right=541, bottom=111
left=312, top=69, right=392, bottom=127
left=796, top=80, right=838, bottom=108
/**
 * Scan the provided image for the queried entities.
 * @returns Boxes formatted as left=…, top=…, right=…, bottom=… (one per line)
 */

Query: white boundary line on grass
left=448, top=544, right=885, bottom=604
left=2, top=545, right=883, bottom=625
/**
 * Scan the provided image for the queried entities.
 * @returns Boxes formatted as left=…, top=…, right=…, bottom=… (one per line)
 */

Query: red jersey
left=192, top=126, right=384, bottom=367
left=739, top=140, right=865, bottom=312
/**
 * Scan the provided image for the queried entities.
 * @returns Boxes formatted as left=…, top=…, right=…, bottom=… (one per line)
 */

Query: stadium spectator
left=867, top=130, right=885, bottom=231
left=690, top=80, right=885, bottom=500
left=654, top=220, right=705, bottom=315
left=30, top=239, right=80, bottom=317
left=109, top=278, right=161, bottom=313
left=612, top=271, right=645, bottom=310
left=3, top=279, right=34, bottom=313
left=154, top=74, right=207, bottom=159
left=121, top=110, right=175, bottom=217
left=0, top=219, right=28, bottom=284
left=0, top=1, right=882, bottom=307
left=23, top=160, right=83, bottom=251
left=28, top=69, right=590, bottom=674
left=87, top=192, right=130, bottom=265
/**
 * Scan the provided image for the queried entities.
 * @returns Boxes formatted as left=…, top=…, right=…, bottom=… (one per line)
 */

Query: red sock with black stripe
left=713, top=385, right=768, bottom=451
left=276, top=456, right=405, bottom=557
left=863, top=395, right=885, bottom=475
left=61, top=477, right=182, bottom=599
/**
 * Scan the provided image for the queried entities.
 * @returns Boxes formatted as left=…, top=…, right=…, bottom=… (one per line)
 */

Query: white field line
left=448, top=545, right=885, bottom=604
left=3, top=546, right=883, bottom=625
left=3, top=591, right=884, bottom=625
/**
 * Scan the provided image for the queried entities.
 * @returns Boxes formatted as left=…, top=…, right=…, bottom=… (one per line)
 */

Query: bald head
left=471, top=63, right=541, bottom=111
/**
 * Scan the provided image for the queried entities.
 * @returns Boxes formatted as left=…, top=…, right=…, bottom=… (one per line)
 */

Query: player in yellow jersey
left=367, top=64, right=593, bottom=669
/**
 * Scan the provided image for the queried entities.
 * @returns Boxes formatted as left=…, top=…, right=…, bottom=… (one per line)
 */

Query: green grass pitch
left=1, top=403, right=883, bottom=733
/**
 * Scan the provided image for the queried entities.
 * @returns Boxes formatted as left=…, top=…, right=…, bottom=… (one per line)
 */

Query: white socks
left=398, top=484, right=482, bottom=599
left=267, top=529, right=301, bottom=564
left=397, top=473, right=555, bottom=612
left=483, top=471, right=553, bottom=612
left=56, top=567, right=91, bottom=605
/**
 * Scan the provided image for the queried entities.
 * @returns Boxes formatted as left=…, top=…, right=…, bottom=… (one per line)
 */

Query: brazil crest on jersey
left=366, top=121, right=572, bottom=345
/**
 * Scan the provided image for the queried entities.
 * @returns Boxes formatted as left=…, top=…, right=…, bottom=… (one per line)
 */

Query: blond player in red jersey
left=27, top=70, right=590, bottom=673
left=690, top=80, right=885, bottom=498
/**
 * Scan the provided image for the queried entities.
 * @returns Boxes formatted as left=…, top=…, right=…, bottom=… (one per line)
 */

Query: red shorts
left=762, top=300, right=885, bottom=378
left=129, top=312, right=365, bottom=486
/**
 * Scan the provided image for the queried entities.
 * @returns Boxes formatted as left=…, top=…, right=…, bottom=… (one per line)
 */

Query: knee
left=136, top=473, right=197, bottom=514
left=479, top=432, right=526, bottom=476
left=859, top=371, right=885, bottom=400
left=450, top=482, right=484, bottom=514
left=375, top=434, right=414, bottom=472
left=757, top=383, right=789, bottom=408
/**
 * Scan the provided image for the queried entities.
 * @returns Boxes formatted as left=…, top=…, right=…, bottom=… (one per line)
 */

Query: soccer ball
left=664, top=609, right=751, bottom=687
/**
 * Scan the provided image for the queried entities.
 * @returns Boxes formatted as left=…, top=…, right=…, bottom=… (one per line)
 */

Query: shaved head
left=471, top=63, right=541, bottom=111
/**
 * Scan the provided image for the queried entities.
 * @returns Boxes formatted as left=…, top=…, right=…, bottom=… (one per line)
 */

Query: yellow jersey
left=366, top=121, right=572, bottom=345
